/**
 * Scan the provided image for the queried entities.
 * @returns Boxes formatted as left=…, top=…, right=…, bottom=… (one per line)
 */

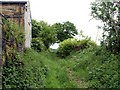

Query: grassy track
left=35, top=50, right=88, bottom=88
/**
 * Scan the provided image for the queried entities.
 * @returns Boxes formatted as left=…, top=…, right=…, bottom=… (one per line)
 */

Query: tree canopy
left=32, top=20, right=78, bottom=49
left=32, top=20, right=57, bottom=49
left=91, top=1, right=120, bottom=53
left=52, top=21, right=78, bottom=42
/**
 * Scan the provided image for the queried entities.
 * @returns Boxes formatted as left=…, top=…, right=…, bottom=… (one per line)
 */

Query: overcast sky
left=29, top=0, right=103, bottom=44
left=2, top=0, right=103, bottom=48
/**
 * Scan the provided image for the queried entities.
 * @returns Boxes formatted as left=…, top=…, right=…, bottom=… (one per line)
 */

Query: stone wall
left=1, top=3, right=25, bottom=31
left=0, top=1, right=31, bottom=48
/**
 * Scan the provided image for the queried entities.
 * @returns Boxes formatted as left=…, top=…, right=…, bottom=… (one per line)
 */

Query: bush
left=75, top=46, right=119, bottom=88
left=86, top=48, right=120, bottom=88
left=76, top=38, right=96, bottom=50
left=67, top=46, right=119, bottom=88
left=57, top=38, right=96, bottom=58
left=31, top=38, right=46, bottom=52
left=2, top=49, right=48, bottom=89
left=57, top=38, right=78, bottom=58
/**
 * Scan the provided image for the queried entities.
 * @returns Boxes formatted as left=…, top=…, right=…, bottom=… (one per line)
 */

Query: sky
left=1, top=0, right=103, bottom=48
left=29, top=0, right=103, bottom=43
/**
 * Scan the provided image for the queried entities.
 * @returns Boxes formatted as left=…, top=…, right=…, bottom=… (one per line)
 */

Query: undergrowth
left=2, top=47, right=120, bottom=88
left=66, top=46, right=119, bottom=88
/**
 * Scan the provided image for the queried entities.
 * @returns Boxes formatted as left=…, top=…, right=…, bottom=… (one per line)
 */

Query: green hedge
left=57, top=38, right=78, bottom=58
left=57, top=38, right=96, bottom=58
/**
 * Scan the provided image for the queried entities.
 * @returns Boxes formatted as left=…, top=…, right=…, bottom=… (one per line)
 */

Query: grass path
left=39, top=52, right=61, bottom=88
left=67, top=68, right=88, bottom=88
left=39, top=51, right=88, bottom=88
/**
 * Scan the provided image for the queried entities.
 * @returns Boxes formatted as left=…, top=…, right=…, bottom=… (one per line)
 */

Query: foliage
left=56, top=67, right=76, bottom=88
left=57, top=38, right=96, bottom=58
left=89, top=1, right=120, bottom=87
left=2, top=49, right=48, bottom=89
left=3, top=46, right=119, bottom=88
left=76, top=38, right=96, bottom=49
left=67, top=46, right=119, bottom=88
left=2, top=18, right=25, bottom=65
left=31, top=38, right=46, bottom=52
left=91, top=1, right=120, bottom=53
left=52, top=21, right=78, bottom=42
left=32, top=20, right=78, bottom=49
left=32, top=20, right=57, bottom=49
left=86, top=47, right=119, bottom=88
left=39, top=21, right=57, bottom=49
left=57, top=38, right=78, bottom=58
left=32, top=19, right=41, bottom=38
left=39, top=51, right=77, bottom=88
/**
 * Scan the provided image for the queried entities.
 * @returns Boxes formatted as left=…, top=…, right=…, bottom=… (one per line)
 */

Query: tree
left=32, top=20, right=78, bottom=49
left=39, top=21, right=57, bottom=49
left=91, top=1, right=120, bottom=53
left=52, top=21, right=78, bottom=42
left=32, top=20, right=57, bottom=49
left=32, top=19, right=41, bottom=38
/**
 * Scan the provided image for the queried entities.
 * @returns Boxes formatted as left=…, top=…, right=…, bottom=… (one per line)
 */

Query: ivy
left=2, top=18, right=25, bottom=65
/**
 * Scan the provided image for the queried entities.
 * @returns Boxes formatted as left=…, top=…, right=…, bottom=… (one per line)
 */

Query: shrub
left=86, top=49, right=119, bottom=88
left=57, top=38, right=78, bottom=58
left=57, top=38, right=96, bottom=58
left=2, top=49, right=48, bottom=89
left=31, top=38, right=46, bottom=52
left=76, top=47, right=120, bottom=88
left=76, top=38, right=96, bottom=50
left=67, top=46, right=119, bottom=88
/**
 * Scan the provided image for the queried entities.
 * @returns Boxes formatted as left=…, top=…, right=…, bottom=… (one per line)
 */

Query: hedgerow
left=57, top=38, right=96, bottom=58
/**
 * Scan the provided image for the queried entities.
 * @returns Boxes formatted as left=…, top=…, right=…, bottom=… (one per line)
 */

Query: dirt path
left=67, top=68, right=88, bottom=88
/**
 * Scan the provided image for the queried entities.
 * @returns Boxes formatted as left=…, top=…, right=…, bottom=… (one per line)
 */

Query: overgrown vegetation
left=91, top=1, right=120, bottom=53
left=57, top=38, right=96, bottom=58
left=3, top=49, right=47, bottom=88
left=32, top=20, right=78, bottom=50
left=2, top=18, right=25, bottom=65
left=31, top=37, right=46, bottom=52
left=67, top=47, right=119, bottom=88
left=3, top=47, right=119, bottom=88
left=2, top=1, right=120, bottom=89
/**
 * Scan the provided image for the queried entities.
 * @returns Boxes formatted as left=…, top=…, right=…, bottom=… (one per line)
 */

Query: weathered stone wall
left=1, top=3, right=25, bottom=31
left=1, top=3, right=26, bottom=52
left=0, top=1, right=32, bottom=49
left=0, top=2, right=2, bottom=89
left=24, top=2, right=32, bottom=48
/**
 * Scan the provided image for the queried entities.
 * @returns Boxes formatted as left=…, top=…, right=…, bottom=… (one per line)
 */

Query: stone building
left=0, top=1, right=32, bottom=48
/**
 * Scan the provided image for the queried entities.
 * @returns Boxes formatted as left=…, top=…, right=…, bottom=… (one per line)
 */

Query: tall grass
left=3, top=47, right=119, bottom=88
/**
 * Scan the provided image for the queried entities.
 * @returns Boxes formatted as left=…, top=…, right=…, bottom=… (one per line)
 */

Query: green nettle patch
left=86, top=48, right=119, bottom=88
left=2, top=19, right=47, bottom=88
left=65, top=47, right=119, bottom=88
left=2, top=49, right=48, bottom=88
